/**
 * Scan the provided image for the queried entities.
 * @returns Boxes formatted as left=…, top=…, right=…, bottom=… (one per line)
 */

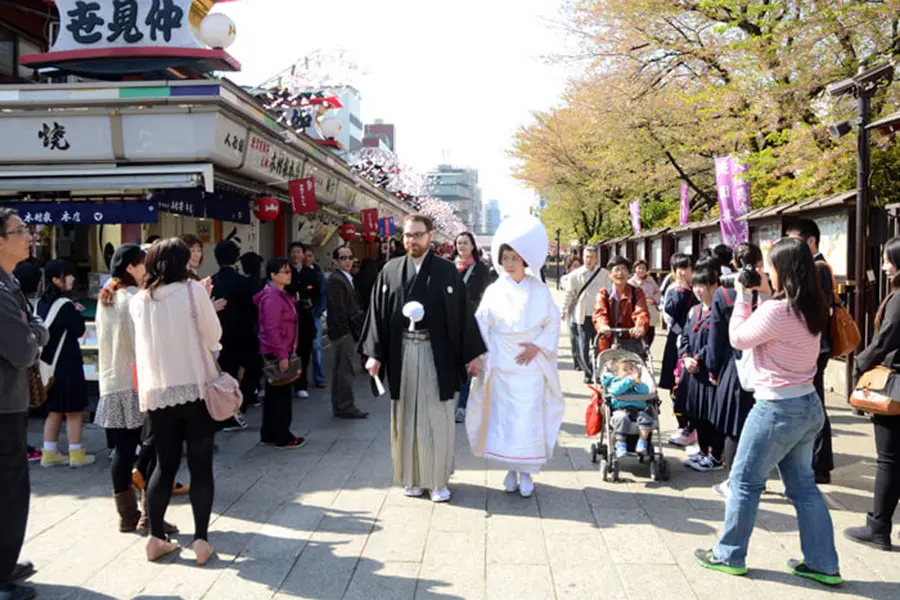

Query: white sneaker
left=297, top=390, right=310, bottom=399
left=430, top=488, right=452, bottom=503
left=519, top=473, right=534, bottom=498
left=403, top=486, right=423, bottom=497
left=713, top=479, right=731, bottom=499
left=222, top=412, right=248, bottom=432
left=455, top=407, right=466, bottom=423
left=503, top=470, right=518, bottom=493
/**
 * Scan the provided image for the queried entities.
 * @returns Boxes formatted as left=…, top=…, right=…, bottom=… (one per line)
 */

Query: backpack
left=816, top=260, right=860, bottom=358
left=34, top=298, right=72, bottom=390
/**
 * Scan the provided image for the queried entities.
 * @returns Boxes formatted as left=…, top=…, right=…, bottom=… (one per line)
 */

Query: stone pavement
left=20, top=296, right=900, bottom=599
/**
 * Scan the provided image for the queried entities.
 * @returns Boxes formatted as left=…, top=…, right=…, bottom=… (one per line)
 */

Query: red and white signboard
left=360, top=208, right=379, bottom=236
left=289, top=177, right=318, bottom=214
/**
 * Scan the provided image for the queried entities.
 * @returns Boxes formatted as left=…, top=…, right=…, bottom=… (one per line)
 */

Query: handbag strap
left=463, top=263, right=476, bottom=284
left=186, top=283, right=215, bottom=383
left=49, top=331, right=67, bottom=372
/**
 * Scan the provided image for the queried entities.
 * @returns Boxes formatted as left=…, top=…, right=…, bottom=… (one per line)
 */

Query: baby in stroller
left=601, top=359, right=659, bottom=458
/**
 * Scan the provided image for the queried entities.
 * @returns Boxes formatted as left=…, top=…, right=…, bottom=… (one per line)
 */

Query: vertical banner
left=680, top=182, right=690, bottom=225
left=715, top=156, right=750, bottom=247
left=289, top=178, right=318, bottom=214
left=628, top=200, right=641, bottom=235
left=388, top=216, right=396, bottom=236
left=360, top=208, right=379, bottom=235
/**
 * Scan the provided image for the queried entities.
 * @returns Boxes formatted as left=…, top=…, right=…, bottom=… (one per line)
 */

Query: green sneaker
left=694, top=549, right=747, bottom=576
left=786, top=560, right=843, bottom=587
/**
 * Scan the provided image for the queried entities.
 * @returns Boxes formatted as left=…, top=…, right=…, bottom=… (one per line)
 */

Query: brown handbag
left=816, top=261, right=860, bottom=357
left=849, top=366, right=900, bottom=416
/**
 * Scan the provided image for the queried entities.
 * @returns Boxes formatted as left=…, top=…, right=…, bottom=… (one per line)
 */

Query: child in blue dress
left=602, top=359, right=655, bottom=458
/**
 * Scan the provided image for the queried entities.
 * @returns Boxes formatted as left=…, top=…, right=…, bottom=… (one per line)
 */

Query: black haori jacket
left=359, top=252, right=487, bottom=401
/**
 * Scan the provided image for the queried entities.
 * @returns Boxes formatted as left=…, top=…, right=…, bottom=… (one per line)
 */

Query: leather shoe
left=10, top=562, right=35, bottom=582
left=0, top=584, right=36, bottom=600
left=336, top=409, right=369, bottom=419
left=815, top=472, right=831, bottom=485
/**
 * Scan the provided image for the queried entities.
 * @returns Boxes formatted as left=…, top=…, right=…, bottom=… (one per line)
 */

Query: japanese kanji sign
left=360, top=208, right=378, bottom=236
left=9, top=201, right=158, bottom=225
left=52, top=0, right=198, bottom=52
left=289, top=178, right=318, bottom=214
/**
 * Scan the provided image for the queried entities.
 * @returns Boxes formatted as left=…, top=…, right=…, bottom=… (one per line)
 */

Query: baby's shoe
left=615, top=441, right=628, bottom=459
left=635, top=438, right=649, bottom=455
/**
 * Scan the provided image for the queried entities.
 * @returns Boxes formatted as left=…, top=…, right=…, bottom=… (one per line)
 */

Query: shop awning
left=0, top=164, right=214, bottom=196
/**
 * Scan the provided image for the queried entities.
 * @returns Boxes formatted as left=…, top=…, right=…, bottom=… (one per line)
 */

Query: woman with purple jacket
left=255, top=257, right=305, bottom=449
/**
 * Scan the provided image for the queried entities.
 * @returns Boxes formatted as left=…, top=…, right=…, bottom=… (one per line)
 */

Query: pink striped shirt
left=730, top=295, right=820, bottom=395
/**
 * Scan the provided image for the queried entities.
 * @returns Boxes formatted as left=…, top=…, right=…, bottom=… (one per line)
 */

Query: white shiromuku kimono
left=466, top=273, right=565, bottom=473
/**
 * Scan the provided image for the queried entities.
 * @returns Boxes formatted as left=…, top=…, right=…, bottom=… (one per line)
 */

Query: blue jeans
left=457, top=374, right=472, bottom=410
left=714, top=393, right=839, bottom=574
left=312, top=317, right=325, bottom=384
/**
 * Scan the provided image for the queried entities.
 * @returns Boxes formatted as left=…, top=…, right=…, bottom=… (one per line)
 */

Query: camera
left=720, top=264, right=761, bottom=289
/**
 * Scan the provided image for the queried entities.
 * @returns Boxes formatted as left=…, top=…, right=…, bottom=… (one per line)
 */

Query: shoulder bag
left=187, top=284, right=243, bottom=421
left=816, top=260, right=860, bottom=358
left=261, top=293, right=302, bottom=386
left=34, top=297, right=72, bottom=390
left=849, top=366, right=900, bottom=416
left=568, top=268, right=604, bottom=324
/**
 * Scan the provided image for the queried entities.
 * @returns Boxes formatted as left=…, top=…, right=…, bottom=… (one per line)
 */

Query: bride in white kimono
left=466, top=216, right=565, bottom=497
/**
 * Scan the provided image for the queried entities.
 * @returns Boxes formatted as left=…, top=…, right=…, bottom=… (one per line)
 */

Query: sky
left=214, top=0, right=572, bottom=217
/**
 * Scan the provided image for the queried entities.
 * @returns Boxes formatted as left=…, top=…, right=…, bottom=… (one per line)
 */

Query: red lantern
left=338, top=223, right=356, bottom=241
left=253, top=197, right=281, bottom=221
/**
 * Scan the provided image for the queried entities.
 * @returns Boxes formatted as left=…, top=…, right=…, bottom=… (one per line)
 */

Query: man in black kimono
left=359, top=213, right=486, bottom=503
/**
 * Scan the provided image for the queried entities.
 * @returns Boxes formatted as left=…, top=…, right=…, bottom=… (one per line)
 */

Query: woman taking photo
left=695, top=236, right=841, bottom=587
left=130, top=238, right=221, bottom=565
left=255, top=257, right=305, bottom=449
left=452, top=231, right=492, bottom=423
left=844, top=237, right=900, bottom=551
left=37, top=259, right=95, bottom=468
left=95, top=245, right=147, bottom=531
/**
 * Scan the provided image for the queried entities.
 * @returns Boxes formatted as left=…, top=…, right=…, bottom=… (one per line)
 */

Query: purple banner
left=715, top=156, right=750, bottom=247
left=680, top=182, right=690, bottom=225
left=629, top=200, right=641, bottom=235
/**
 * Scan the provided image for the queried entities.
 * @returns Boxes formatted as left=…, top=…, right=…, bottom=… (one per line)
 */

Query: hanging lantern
left=253, top=197, right=281, bottom=221
left=338, top=223, right=356, bottom=241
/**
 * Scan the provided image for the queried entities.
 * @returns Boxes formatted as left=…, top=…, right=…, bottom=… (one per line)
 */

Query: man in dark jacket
left=0, top=208, right=47, bottom=600
left=212, top=240, right=257, bottom=431
left=287, top=242, right=320, bottom=398
left=788, top=219, right=834, bottom=484
left=326, top=247, right=368, bottom=419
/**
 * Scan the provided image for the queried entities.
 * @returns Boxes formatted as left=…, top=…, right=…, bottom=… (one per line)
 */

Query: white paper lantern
left=320, top=117, right=342, bottom=139
left=199, top=13, right=236, bottom=49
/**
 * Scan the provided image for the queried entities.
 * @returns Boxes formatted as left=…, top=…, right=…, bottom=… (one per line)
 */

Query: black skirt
left=659, top=331, right=679, bottom=390
left=44, top=360, right=88, bottom=413
left=683, top=371, right=717, bottom=424
left=710, top=357, right=755, bottom=438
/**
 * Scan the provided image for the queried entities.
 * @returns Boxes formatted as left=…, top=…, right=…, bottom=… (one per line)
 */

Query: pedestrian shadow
left=748, top=568, right=900, bottom=599
left=27, top=584, right=120, bottom=599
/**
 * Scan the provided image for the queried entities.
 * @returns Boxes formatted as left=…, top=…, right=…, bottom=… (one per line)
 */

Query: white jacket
left=97, top=286, right=139, bottom=399
left=130, top=281, right=222, bottom=412
left=562, top=266, right=610, bottom=324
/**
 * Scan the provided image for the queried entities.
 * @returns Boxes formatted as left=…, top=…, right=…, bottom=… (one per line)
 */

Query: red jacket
left=254, top=284, right=298, bottom=360
left=592, top=284, right=650, bottom=353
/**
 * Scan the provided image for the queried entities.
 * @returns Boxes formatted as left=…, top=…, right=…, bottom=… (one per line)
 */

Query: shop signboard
left=155, top=189, right=250, bottom=224
left=51, top=0, right=200, bottom=53
left=240, top=132, right=304, bottom=185
left=360, top=208, right=378, bottom=235
left=337, top=181, right=359, bottom=211
left=676, top=234, right=693, bottom=256
left=121, top=112, right=248, bottom=168
left=635, top=240, right=646, bottom=262
left=816, top=213, right=849, bottom=277
left=303, top=162, right=338, bottom=205
left=10, top=201, right=158, bottom=225
left=0, top=115, right=115, bottom=162
left=651, top=238, right=663, bottom=269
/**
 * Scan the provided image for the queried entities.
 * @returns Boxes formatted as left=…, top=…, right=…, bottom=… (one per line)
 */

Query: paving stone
left=486, top=564, right=554, bottom=600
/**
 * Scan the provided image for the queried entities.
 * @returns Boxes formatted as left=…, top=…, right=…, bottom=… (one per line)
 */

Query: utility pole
left=555, top=228, right=562, bottom=290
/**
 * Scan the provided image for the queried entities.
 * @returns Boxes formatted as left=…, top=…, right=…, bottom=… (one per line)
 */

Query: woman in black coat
left=844, top=237, right=900, bottom=551
left=36, top=260, right=94, bottom=468
left=452, top=231, right=491, bottom=423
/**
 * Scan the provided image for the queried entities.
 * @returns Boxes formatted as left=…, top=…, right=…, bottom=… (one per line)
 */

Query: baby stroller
left=588, top=329, right=670, bottom=482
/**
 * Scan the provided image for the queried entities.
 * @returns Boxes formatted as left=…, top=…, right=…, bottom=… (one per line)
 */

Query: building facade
left=483, top=199, right=501, bottom=235
left=363, top=120, right=395, bottom=151
left=427, top=165, right=482, bottom=232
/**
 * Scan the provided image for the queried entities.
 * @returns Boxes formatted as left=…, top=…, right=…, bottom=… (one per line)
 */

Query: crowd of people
left=561, top=218, right=900, bottom=585
left=2, top=202, right=899, bottom=597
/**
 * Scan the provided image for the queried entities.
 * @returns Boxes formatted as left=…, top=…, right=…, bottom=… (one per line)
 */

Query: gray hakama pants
left=391, top=331, right=456, bottom=491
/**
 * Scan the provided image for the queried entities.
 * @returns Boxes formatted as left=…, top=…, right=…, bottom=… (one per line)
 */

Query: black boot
left=843, top=514, right=892, bottom=551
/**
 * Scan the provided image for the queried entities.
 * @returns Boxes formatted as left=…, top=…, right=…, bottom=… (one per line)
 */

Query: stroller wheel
left=590, top=443, right=599, bottom=464
left=651, top=459, right=670, bottom=482
left=599, top=458, right=610, bottom=481
left=611, top=462, right=620, bottom=483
